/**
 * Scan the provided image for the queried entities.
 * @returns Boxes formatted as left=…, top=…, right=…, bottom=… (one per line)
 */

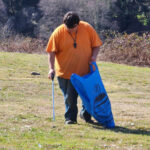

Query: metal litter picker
left=51, top=73, right=55, bottom=121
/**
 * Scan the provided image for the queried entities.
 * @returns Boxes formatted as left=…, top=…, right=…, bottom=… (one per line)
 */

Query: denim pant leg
left=80, top=104, right=91, bottom=121
left=58, top=77, right=78, bottom=122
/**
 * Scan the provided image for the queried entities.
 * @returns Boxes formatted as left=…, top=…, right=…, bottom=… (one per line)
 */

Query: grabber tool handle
left=51, top=73, right=55, bottom=121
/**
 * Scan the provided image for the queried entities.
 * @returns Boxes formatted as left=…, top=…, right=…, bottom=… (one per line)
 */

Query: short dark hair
left=63, top=11, right=80, bottom=28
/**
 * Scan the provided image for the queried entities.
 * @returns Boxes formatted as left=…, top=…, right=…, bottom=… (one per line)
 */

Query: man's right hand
left=48, top=69, right=55, bottom=80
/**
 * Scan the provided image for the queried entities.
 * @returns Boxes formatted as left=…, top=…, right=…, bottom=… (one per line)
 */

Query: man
left=46, top=11, right=102, bottom=124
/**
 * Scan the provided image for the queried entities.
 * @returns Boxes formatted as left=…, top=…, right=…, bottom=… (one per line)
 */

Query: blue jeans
left=58, top=77, right=91, bottom=122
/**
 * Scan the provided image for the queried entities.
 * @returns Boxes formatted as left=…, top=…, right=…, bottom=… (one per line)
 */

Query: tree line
left=0, top=0, right=149, bottom=40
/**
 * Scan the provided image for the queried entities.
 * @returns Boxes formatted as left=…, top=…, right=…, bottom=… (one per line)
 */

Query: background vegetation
left=0, top=0, right=150, bottom=66
left=0, top=0, right=149, bottom=39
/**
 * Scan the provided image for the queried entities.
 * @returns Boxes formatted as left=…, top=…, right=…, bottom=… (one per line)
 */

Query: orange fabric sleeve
left=46, top=30, right=59, bottom=53
left=87, top=24, right=103, bottom=48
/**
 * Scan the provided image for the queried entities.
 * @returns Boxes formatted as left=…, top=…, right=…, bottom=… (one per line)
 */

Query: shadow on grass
left=112, top=126, right=150, bottom=136
left=91, top=123, right=150, bottom=136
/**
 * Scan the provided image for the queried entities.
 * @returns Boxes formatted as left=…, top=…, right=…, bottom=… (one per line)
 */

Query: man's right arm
left=48, top=52, right=55, bottom=80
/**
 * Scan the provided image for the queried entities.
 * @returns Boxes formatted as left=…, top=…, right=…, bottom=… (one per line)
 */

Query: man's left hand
left=89, top=56, right=96, bottom=64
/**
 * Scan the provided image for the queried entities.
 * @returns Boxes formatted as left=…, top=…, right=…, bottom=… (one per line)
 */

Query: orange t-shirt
left=46, top=21, right=102, bottom=79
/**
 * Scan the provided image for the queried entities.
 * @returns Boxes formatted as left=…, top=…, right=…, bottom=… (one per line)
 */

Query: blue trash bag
left=70, top=62, right=115, bottom=128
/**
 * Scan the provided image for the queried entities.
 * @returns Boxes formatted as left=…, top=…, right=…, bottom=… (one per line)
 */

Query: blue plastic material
left=71, top=62, right=115, bottom=128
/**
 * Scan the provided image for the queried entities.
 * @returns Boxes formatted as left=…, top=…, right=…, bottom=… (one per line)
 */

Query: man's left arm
left=89, top=46, right=100, bottom=64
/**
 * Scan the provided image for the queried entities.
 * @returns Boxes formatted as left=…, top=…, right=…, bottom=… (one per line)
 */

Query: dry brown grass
left=98, top=32, right=150, bottom=67
left=0, top=35, right=46, bottom=54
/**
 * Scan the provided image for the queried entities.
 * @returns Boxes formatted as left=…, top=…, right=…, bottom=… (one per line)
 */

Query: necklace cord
left=68, top=29, right=78, bottom=48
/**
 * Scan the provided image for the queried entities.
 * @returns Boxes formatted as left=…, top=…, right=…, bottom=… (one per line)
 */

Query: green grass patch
left=0, top=52, right=150, bottom=150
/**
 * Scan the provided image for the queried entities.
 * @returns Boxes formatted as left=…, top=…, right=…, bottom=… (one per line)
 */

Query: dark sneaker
left=86, top=119, right=94, bottom=124
left=80, top=111, right=94, bottom=124
left=65, top=120, right=77, bottom=125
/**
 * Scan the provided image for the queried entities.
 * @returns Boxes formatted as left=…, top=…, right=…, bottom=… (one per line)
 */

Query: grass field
left=0, top=52, right=150, bottom=150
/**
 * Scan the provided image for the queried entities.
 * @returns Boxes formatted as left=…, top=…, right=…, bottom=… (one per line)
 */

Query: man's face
left=67, top=24, right=78, bottom=33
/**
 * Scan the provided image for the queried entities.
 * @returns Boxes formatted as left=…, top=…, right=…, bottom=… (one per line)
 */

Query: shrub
left=0, top=35, right=46, bottom=54
left=98, top=32, right=150, bottom=67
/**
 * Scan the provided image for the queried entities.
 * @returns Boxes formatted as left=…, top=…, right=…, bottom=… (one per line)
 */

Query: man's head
left=63, top=11, right=80, bottom=29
